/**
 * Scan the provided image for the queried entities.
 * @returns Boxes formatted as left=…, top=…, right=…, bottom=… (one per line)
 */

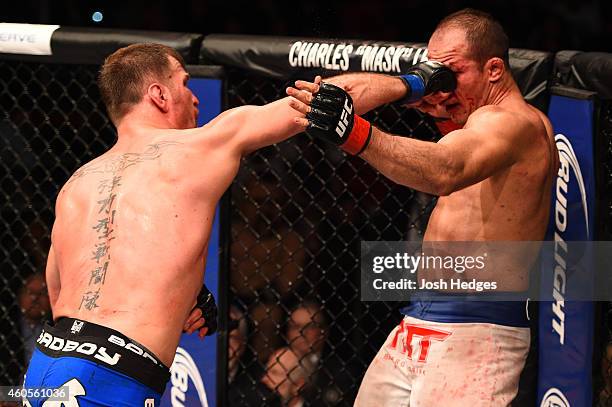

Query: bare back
left=51, top=127, right=239, bottom=365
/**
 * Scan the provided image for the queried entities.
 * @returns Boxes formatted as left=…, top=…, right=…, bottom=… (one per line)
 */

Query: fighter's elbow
left=431, top=155, right=462, bottom=196
left=427, top=175, right=452, bottom=196
left=432, top=179, right=456, bottom=196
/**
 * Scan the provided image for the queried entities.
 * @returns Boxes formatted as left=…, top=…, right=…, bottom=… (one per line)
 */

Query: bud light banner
left=160, top=76, right=223, bottom=407
left=538, top=87, right=597, bottom=406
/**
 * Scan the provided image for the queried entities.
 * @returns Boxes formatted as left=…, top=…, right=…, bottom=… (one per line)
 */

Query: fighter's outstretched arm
left=322, top=62, right=455, bottom=118
left=323, top=73, right=408, bottom=115
left=360, top=108, right=525, bottom=195
left=202, top=78, right=322, bottom=156
left=236, top=98, right=307, bottom=154
left=287, top=81, right=528, bottom=196
left=201, top=99, right=303, bottom=155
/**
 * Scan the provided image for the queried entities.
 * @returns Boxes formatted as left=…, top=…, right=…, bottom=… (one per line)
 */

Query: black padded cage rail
left=201, top=34, right=553, bottom=112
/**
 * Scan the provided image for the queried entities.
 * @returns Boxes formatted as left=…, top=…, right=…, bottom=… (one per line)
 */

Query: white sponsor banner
left=0, top=23, right=60, bottom=55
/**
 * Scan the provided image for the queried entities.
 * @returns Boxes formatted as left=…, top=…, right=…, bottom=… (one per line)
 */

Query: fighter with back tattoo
left=23, top=43, right=306, bottom=406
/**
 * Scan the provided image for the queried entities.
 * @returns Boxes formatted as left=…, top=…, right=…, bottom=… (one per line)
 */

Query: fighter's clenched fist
left=399, top=60, right=457, bottom=103
left=287, top=61, right=457, bottom=155
left=288, top=77, right=372, bottom=155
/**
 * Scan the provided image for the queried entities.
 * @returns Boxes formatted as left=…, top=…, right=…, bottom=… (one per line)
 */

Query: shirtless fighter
left=287, top=9, right=557, bottom=406
left=23, top=43, right=305, bottom=406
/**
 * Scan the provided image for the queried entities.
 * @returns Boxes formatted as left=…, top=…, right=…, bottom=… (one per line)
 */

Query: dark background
left=2, top=0, right=611, bottom=52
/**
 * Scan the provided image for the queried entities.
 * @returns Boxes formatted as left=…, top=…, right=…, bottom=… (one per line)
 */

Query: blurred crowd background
left=3, top=0, right=612, bottom=52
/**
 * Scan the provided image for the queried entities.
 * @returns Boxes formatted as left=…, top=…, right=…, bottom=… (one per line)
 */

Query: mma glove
left=399, top=60, right=457, bottom=104
left=305, top=83, right=372, bottom=155
left=192, top=284, right=218, bottom=336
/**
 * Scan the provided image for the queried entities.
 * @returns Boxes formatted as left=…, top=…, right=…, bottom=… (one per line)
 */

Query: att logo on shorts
left=388, top=320, right=451, bottom=363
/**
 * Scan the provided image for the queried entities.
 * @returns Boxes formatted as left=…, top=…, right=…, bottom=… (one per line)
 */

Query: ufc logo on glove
left=335, top=98, right=353, bottom=138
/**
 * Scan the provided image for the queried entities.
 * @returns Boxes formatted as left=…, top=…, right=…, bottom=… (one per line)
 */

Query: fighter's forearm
left=325, top=73, right=407, bottom=115
left=360, top=127, right=456, bottom=196
left=238, top=97, right=305, bottom=155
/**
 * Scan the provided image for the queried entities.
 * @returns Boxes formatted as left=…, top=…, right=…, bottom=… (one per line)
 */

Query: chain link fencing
left=0, top=60, right=115, bottom=385
left=224, top=69, right=440, bottom=405
left=0, top=58, right=440, bottom=406
left=1, top=56, right=611, bottom=406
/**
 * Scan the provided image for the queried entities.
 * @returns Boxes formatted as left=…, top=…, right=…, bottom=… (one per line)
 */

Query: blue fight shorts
left=23, top=317, right=170, bottom=407
left=401, top=299, right=530, bottom=327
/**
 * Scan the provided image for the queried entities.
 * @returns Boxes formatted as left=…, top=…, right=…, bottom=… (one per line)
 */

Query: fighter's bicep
left=197, top=98, right=302, bottom=155
left=438, top=123, right=521, bottom=186
left=201, top=106, right=242, bottom=129
left=200, top=105, right=268, bottom=153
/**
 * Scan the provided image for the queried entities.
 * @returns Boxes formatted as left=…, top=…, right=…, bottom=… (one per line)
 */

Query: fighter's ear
left=486, top=57, right=505, bottom=82
left=148, top=82, right=170, bottom=113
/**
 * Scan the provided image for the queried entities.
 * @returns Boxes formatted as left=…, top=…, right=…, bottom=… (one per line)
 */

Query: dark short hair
left=434, top=8, right=509, bottom=67
left=98, top=43, right=185, bottom=124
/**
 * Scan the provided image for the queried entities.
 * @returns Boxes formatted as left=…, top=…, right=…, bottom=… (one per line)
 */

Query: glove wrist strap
left=399, top=74, right=425, bottom=104
left=341, top=115, right=372, bottom=155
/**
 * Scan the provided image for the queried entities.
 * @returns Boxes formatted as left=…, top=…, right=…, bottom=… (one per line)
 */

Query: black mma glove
left=399, top=60, right=457, bottom=103
left=192, top=284, right=218, bottom=336
left=305, top=83, right=372, bottom=155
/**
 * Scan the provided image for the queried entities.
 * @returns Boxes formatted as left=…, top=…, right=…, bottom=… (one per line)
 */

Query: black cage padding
left=200, top=35, right=553, bottom=111
left=554, top=51, right=612, bottom=100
